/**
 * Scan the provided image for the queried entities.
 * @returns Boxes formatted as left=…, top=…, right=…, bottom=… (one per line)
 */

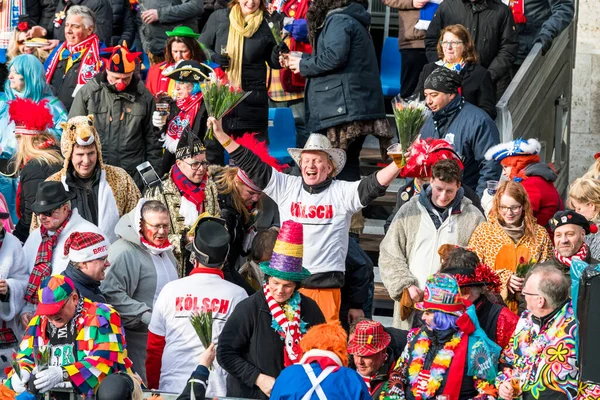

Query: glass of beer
left=387, top=143, right=405, bottom=168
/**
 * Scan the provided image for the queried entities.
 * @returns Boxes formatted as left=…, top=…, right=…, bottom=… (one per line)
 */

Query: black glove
left=274, top=41, right=290, bottom=54
left=212, top=53, right=230, bottom=69
left=535, top=34, right=553, bottom=56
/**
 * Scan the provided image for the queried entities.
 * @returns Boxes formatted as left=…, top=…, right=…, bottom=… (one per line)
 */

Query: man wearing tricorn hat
left=548, top=210, right=600, bottom=272
left=146, top=216, right=247, bottom=397
left=208, top=117, right=401, bottom=323
left=419, top=67, right=501, bottom=196
left=70, top=42, right=162, bottom=189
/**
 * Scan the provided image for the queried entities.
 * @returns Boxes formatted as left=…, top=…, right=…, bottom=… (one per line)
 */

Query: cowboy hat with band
left=288, top=134, right=346, bottom=176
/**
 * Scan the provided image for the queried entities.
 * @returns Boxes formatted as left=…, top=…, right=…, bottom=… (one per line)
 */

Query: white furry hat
left=484, top=138, right=541, bottom=161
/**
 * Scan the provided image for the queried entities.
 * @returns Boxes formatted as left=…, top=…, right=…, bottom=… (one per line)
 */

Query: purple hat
left=260, top=220, right=310, bottom=282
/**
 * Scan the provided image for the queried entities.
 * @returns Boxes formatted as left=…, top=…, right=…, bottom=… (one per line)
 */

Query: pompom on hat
left=549, top=210, right=598, bottom=234
left=64, top=231, right=109, bottom=263
left=400, top=138, right=463, bottom=179
left=36, top=275, right=76, bottom=316
left=260, top=220, right=310, bottom=282
left=8, top=98, right=54, bottom=136
left=415, top=273, right=465, bottom=316
left=347, top=320, right=391, bottom=356
left=484, top=138, right=541, bottom=162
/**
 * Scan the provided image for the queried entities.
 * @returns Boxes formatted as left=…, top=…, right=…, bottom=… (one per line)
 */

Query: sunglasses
left=39, top=207, right=60, bottom=217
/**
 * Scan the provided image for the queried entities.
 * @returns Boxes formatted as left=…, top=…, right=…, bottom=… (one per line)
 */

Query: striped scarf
left=554, top=243, right=588, bottom=267
left=24, top=211, right=72, bottom=304
left=45, top=34, right=102, bottom=85
left=263, top=283, right=302, bottom=366
left=164, top=94, right=202, bottom=153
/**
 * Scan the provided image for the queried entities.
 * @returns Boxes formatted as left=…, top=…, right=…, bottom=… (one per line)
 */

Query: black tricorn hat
left=31, top=182, right=75, bottom=214
left=192, top=217, right=230, bottom=267
left=162, top=60, right=209, bottom=83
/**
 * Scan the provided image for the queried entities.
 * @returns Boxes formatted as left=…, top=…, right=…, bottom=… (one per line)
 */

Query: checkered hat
left=64, top=231, right=109, bottom=263
left=36, top=275, right=76, bottom=316
left=347, top=320, right=391, bottom=356
left=415, top=273, right=465, bottom=316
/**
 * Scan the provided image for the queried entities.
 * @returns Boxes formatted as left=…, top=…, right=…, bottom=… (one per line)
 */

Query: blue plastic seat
left=380, top=37, right=401, bottom=97
left=0, top=49, right=6, bottom=63
left=268, top=107, right=296, bottom=165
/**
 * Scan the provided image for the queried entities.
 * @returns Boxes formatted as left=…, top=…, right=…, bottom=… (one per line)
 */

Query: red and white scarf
left=171, top=164, right=207, bottom=225
left=164, top=94, right=203, bottom=153
left=509, top=0, right=526, bottom=24
left=45, top=34, right=102, bottom=85
left=555, top=243, right=588, bottom=267
left=264, top=283, right=303, bottom=366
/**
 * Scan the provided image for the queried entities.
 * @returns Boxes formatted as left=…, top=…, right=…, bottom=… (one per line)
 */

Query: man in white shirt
left=146, top=216, right=247, bottom=397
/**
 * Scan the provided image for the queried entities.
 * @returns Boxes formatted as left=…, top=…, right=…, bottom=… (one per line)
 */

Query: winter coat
left=63, top=262, right=106, bottom=303
left=425, top=0, right=518, bottom=82
left=516, top=0, right=574, bottom=63
left=585, top=232, right=600, bottom=261
left=199, top=9, right=281, bottom=134
left=46, top=0, right=113, bottom=45
left=300, top=3, right=387, bottom=133
left=109, top=0, right=136, bottom=47
left=474, top=295, right=518, bottom=350
left=379, top=187, right=485, bottom=329
left=144, top=170, right=220, bottom=277
left=415, top=62, right=497, bottom=119
left=382, top=0, right=424, bottom=49
left=69, top=71, right=162, bottom=189
left=420, top=95, right=502, bottom=196
left=467, top=214, right=553, bottom=292
left=217, top=290, right=326, bottom=399
left=139, top=0, right=203, bottom=56
left=101, top=201, right=178, bottom=382
left=13, top=157, right=62, bottom=243
left=519, top=162, right=564, bottom=231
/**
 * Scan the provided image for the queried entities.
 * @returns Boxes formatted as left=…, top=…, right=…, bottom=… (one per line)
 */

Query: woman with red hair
left=485, top=138, right=563, bottom=231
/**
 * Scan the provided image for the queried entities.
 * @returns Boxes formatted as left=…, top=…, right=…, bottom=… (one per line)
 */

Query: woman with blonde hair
left=414, top=24, right=496, bottom=119
left=6, top=22, right=49, bottom=63
left=568, top=177, right=600, bottom=258
left=468, top=180, right=553, bottom=310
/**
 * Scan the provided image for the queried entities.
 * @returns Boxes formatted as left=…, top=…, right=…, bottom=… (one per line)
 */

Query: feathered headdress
left=8, top=98, right=54, bottom=136
left=235, top=133, right=289, bottom=192
left=400, top=138, right=463, bottom=178
left=444, top=263, right=502, bottom=294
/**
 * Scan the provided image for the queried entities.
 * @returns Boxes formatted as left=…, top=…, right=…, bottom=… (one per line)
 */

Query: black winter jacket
left=13, top=157, right=62, bottom=243
left=63, top=263, right=106, bottom=303
left=109, top=0, right=136, bottom=47
left=420, top=95, right=501, bottom=196
left=218, top=291, right=325, bottom=399
left=69, top=72, right=162, bottom=189
left=300, top=3, right=387, bottom=132
left=425, top=0, right=518, bottom=82
left=415, top=62, right=497, bottom=119
left=24, top=0, right=55, bottom=26
left=46, top=0, right=113, bottom=45
left=200, top=9, right=281, bottom=134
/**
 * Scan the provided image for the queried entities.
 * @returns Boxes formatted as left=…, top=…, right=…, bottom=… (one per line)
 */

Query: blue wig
left=176, top=80, right=202, bottom=96
left=432, top=311, right=459, bottom=331
left=4, top=54, right=53, bottom=102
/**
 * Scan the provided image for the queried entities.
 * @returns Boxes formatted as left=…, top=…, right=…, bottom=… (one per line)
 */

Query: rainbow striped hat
left=36, top=275, right=76, bottom=316
left=260, top=220, right=310, bottom=282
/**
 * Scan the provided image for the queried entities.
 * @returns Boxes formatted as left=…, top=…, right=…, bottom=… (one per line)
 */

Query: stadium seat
left=268, top=108, right=295, bottom=165
left=0, top=49, right=6, bottom=63
left=380, top=37, right=401, bottom=97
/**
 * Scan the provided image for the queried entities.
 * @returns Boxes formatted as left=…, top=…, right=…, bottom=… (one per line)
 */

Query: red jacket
left=521, top=175, right=564, bottom=231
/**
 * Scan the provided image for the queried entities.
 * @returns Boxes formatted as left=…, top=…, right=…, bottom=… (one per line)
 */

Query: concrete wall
left=570, top=0, right=600, bottom=181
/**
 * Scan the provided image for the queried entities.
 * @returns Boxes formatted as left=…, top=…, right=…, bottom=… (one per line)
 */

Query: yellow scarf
left=227, top=4, right=264, bottom=86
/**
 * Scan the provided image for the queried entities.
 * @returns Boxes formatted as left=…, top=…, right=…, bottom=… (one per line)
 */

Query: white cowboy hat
left=288, top=134, right=346, bottom=176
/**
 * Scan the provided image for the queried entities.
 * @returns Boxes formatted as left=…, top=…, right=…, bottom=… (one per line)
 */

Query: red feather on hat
left=8, top=98, right=54, bottom=132
left=236, top=133, right=289, bottom=172
left=400, top=138, right=464, bottom=178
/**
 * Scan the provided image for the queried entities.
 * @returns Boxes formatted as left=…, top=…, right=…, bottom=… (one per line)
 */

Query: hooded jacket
left=300, top=2, right=387, bottom=132
left=101, top=199, right=178, bottom=381
left=69, top=72, right=162, bottom=190
left=34, top=114, right=141, bottom=242
left=63, top=262, right=106, bottom=303
left=520, top=162, right=564, bottom=230
left=420, top=96, right=502, bottom=196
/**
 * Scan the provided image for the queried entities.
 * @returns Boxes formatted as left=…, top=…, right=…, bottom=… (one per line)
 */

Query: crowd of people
left=0, top=0, right=593, bottom=397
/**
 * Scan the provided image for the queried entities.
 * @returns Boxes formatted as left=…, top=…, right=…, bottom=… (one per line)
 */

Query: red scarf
left=509, top=0, right=526, bottom=24
left=264, top=283, right=303, bottom=366
left=189, top=267, right=224, bottom=279
left=45, top=34, right=102, bottom=85
left=23, top=211, right=72, bottom=304
left=166, top=94, right=203, bottom=147
left=171, top=164, right=207, bottom=212
left=554, top=243, right=588, bottom=267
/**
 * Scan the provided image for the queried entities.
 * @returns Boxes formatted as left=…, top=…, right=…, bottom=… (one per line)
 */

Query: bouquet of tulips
left=516, top=257, right=537, bottom=278
left=391, top=95, right=431, bottom=168
left=200, top=68, right=251, bottom=140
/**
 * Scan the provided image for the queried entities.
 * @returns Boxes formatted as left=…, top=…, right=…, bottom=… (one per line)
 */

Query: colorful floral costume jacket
left=5, top=298, right=135, bottom=395
left=496, top=300, right=600, bottom=399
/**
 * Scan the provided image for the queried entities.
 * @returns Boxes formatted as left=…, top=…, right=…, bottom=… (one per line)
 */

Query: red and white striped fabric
left=0, top=0, right=24, bottom=48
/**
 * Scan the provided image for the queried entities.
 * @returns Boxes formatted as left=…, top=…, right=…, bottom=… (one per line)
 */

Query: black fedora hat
left=31, top=182, right=75, bottom=214
left=191, top=217, right=230, bottom=268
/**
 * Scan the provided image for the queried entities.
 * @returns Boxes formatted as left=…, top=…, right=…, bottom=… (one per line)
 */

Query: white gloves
left=11, top=370, right=31, bottom=393
left=34, top=366, right=64, bottom=393
left=152, top=111, right=168, bottom=128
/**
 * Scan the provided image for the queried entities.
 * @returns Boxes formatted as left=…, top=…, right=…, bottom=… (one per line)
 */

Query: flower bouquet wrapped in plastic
left=200, top=69, right=251, bottom=140
left=389, top=94, right=431, bottom=168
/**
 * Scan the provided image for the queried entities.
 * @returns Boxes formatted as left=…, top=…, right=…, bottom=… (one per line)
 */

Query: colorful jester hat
left=104, top=41, right=142, bottom=74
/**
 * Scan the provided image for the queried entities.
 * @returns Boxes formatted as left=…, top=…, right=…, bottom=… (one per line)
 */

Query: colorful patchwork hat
left=415, top=274, right=465, bottom=316
left=36, top=275, right=76, bottom=316
left=103, top=42, right=142, bottom=74
left=484, top=138, right=541, bottom=162
left=347, top=320, right=391, bottom=356
left=260, top=220, right=310, bottom=282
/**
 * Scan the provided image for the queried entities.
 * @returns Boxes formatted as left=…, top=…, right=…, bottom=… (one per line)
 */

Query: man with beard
left=69, top=42, right=162, bottom=189
left=548, top=210, right=600, bottom=272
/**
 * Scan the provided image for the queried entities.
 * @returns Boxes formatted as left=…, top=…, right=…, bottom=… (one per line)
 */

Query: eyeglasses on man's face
left=143, top=220, right=169, bottom=231
left=182, top=160, right=209, bottom=171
